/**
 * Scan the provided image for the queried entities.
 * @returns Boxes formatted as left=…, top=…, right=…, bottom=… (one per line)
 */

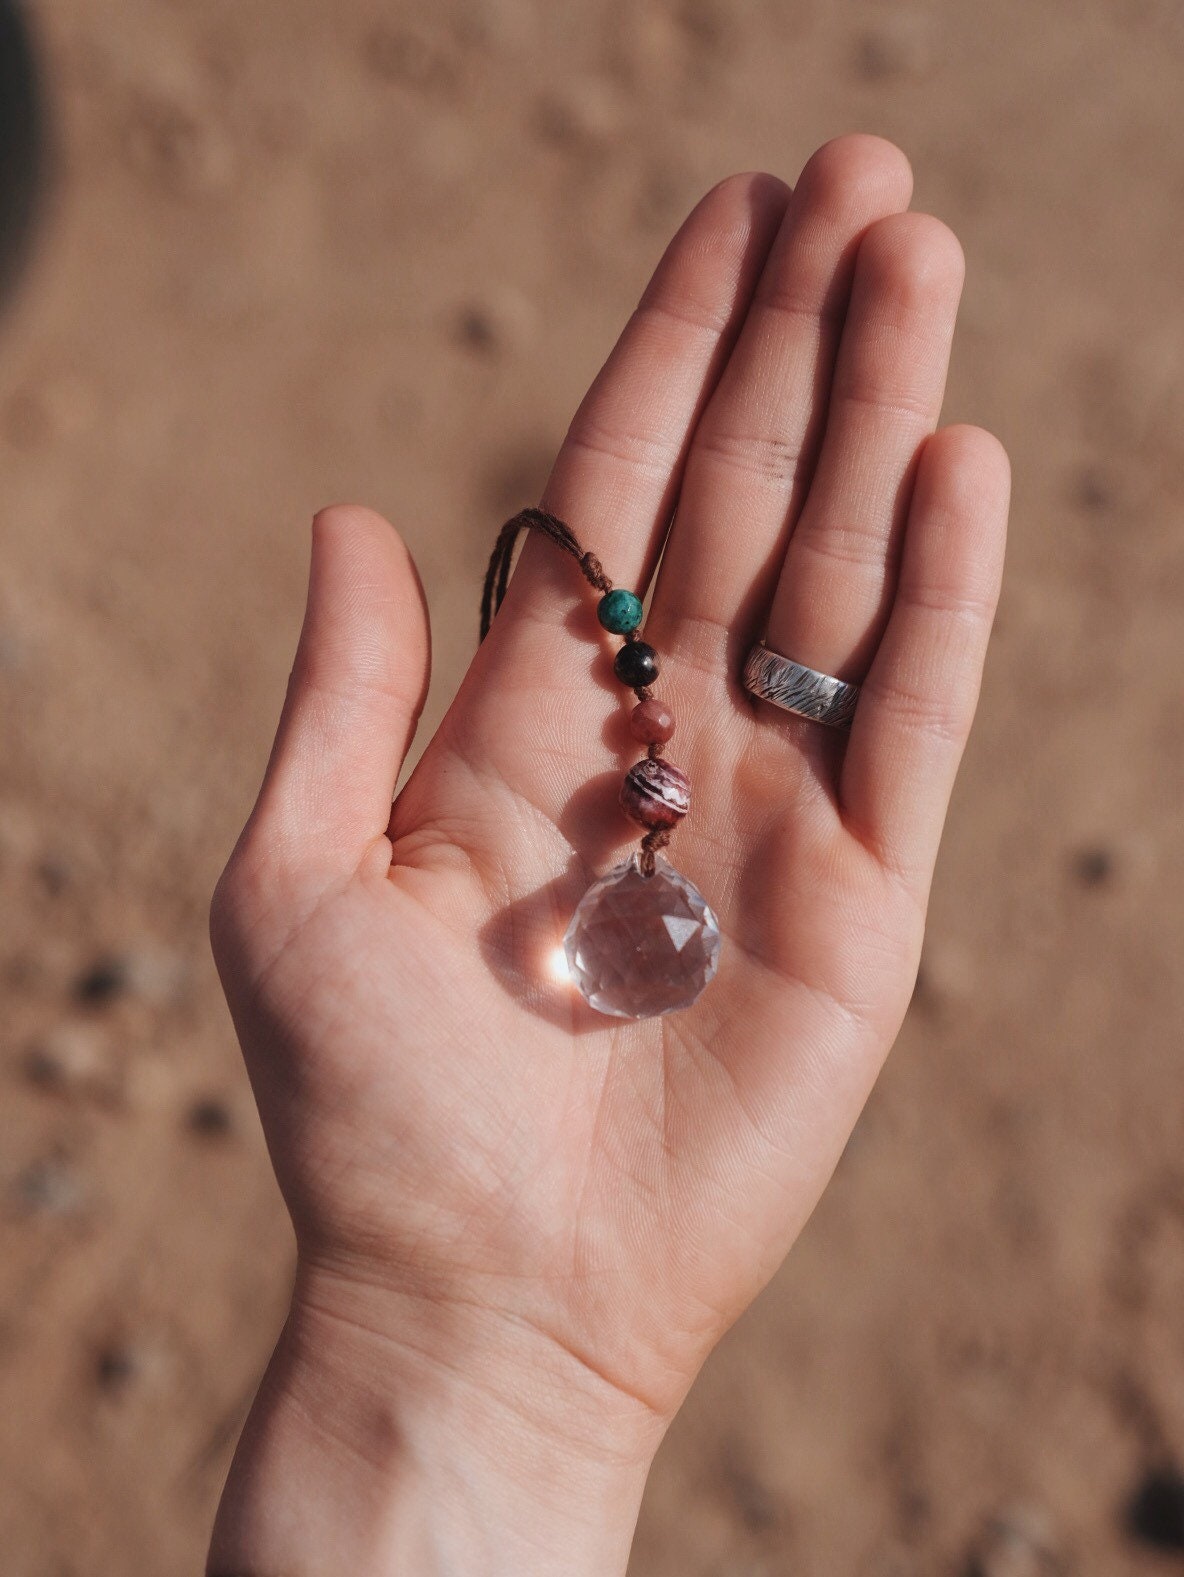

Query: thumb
left=249, top=504, right=431, bottom=875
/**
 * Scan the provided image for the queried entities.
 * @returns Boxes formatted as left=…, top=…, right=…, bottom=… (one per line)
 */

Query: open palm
left=212, top=136, right=1008, bottom=1473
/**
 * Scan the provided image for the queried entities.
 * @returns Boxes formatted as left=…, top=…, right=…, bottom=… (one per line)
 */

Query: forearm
left=208, top=1278, right=662, bottom=1577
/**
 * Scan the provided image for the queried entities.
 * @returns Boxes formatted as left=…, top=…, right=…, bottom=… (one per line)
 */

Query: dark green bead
left=614, top=641, right=659, bottom=688
left=597, top=588, right=644, bottom=635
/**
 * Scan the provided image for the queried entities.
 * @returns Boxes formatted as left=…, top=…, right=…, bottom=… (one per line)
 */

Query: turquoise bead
left=597, top=588, right=644, bottom=634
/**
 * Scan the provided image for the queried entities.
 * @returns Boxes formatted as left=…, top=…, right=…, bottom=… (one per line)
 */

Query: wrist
left=208, top=1265, right=666, bottom=1577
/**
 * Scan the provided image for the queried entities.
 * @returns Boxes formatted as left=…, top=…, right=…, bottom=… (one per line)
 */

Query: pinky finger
left=840, top=424, right=1010, bottom=889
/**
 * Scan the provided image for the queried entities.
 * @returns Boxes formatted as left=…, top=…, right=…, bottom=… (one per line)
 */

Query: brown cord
left=639, top=828, right=671, bottom=876
left=480, top=507, right=612, bottom=642
left=482, top=508, right=675, bottom=877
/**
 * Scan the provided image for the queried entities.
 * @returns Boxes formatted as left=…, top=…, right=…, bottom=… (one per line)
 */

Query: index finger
left=489, top=173, right=791, bottom=646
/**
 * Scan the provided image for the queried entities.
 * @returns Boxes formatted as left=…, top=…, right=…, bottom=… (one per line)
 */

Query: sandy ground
left=1, top=0, right=1183, bottom=1571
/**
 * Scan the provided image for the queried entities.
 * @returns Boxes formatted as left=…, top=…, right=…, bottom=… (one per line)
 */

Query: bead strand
left=480, top=509, right=691, bottom=880
left=597, top=588, right=689, bottom=878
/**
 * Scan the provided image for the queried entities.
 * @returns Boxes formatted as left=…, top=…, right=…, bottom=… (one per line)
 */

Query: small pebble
left=121, top=93, right=235, bottom=197
left=35, top=856, right=71, bottom=897
left=533, top=79, right=622, bottom=149
left=630, top=698, right=675, bottom=745
left=1074, top=846, right=1113, bottom=887
left=95, top=1344, right=138, bottom=1392
left=123, top=945, right=187, bottom=1006
left=1126, top=1466, right=1184, bottom=1550
left=13, top=1157, right=85, bottom=1217
left=853, top=13, right=933, bottom=80
left=456, top=305, right=498, bottom=355
left=722, top=1459, right=777, bottom=1532
left=1071, top=465, right=1112, bottom=512
left=74, top=956, right=130, bottom=1006
left=452, top=289, right=533, bottom=360
left=21, top=1025, right=116, bottom=1102
left=186, top=1096, right=233, bottom=1139
left=365, top=24, right=458, bottom=91
left=965, top=1508, right=1062, bottom=1576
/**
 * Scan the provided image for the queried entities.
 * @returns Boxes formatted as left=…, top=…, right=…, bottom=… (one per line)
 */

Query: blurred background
left=1, top=0, right=1182, bottom=1571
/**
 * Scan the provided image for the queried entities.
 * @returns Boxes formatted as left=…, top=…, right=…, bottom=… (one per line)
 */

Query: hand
left=208, top=135, right=1009, bottom=1576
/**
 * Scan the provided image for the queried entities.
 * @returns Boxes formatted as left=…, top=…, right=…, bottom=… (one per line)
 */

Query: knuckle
left=758, top=281, right=846, bottom=332
left=564, top=409, right=677, bottom=477
left=903, top=577, right=998, bottom=622
left=693, top=423, right=808, bottom=487
left=794, top=519, right=892, bottom=575
left=834, top=376, right=939, bottom=422
left=635, top=292, right=731, bottom=340
left=863, top=672, right=969, bottom=746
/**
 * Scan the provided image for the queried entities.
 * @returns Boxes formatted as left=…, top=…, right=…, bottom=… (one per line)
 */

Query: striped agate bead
left=620, top=758, right=690, bottom=831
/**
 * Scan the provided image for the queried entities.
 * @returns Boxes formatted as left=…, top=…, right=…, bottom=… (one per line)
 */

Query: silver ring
left=742, top=644, right=860, bottom=729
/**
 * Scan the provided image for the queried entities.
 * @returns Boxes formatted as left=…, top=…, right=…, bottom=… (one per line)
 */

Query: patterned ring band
left=742, top=644, right=860, bottom=730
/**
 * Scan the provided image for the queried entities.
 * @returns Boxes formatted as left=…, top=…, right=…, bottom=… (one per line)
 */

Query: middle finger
left=647, top=135, right=913, bottom=663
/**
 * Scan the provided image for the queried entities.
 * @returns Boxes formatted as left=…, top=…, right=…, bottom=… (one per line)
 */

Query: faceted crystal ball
left=563, top=856, right=721, bottom=1019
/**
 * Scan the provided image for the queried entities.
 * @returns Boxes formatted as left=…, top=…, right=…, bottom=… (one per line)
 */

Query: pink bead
left=629, top=699, right=675, bottom=745
left=620, top=758, right=690, bottom=831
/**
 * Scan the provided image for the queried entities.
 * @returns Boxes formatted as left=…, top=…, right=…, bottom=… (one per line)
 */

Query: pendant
left=480, top=509, right=724, bottom=1020
left=563, top=855, right=721, bottom=1019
